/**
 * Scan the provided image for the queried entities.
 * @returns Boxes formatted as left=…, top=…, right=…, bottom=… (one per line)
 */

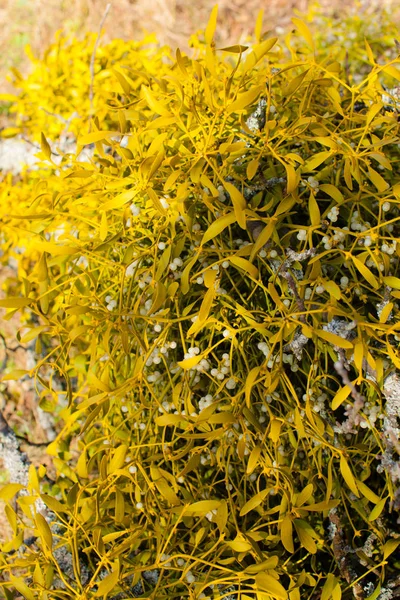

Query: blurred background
left=1, top=0, right=397, bottom=94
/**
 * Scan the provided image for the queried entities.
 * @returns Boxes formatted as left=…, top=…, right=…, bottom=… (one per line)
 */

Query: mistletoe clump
left=1, top=3, right=400, bottom=599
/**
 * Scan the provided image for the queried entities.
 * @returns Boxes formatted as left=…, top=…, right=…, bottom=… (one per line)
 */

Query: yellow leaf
left=175, top=48, right=189, bottom=78
left=9, top=575, right=36, bottom=600
left=281, top=515, right=294, bottom=553
left=294, top=407, right=306, bottom=438
left=198, top=286, right=215, bottom=322
left=178, top=354, right=203, bottom=370
left=154, top=477, right=181, bottom=506
left=149, top=281, right=167, bottom=315
left=332, top=385, right=351, bottom=410
left=76, top=450, right=89, bottom=479
left=319, top=184, right=343, bottom=203
left=383, top=276, right=400, bottom=289
left=324, top=280, right=341, bottom=300
left=0, top=297, right=31, bottom=309
left=368, top=497, right=386, bottom=521
left=247, top=446, right=262, bottom=474
left=180, top=255, right=198, bottom=294
left=39, top=495, right=67, bottom=515
left=205, top=5, right=218, bottom=45
left=356, top=480, right=381, bottom=504
left=36, top=513, right=53, bottom=551
left=94, top=567, right=120, bottom=597
left=141, top=85, right=171, bottom=116
left=387, top=339, right=400, bottom=369
left=292, top=17, right=314, bottom=50
left=69, top=325, right=90, bottom=342
left=245, top=366, right=261, bottom=408
left=283, top=70, right=310, bottom=97
left=147, top=187, right=168, bottom=215
left=293, top=519, right=317, bottom=554
left=340, top=455, right=359, bottom=497
left=254, top=9, right=264, bottom=42
left=0, top=483, right=24, bottom=501
left=115, top=488, right=125, bottom=522
left=382, top=64, right=400, bottom=80
left=369, top=152, right=392, bottom=170
left=224, top=182, right=247, bottom=229
left=78, top=131, right=120, bottom=145
left=218, top=45, right=249, bottom=53
left=109, top=445, right=128, bottom=473
left=353, top=342, right=364, bottom=373
left=242, top=38, right=278, bottom=73
left=155, top=414, right=184, bottom=426
left=40, top=132, right=52, bottom=160
left=227, top=85, right=264, bottom=114
left=186, top=500, right=221, bottom=515
left=247, top=158, right=259, bottom=180
left=380, top=302, right=393, bottom=324
left=367, top=166, right=390, bottom=192
left=33, top=563, right=45, bottom=586
left=201, top=212, right=237, bottom=245
left=102, top=189, right=136, bottom=211
left=155, top=246, right=172, bottom=281
left=308, top=192, right=320, bottom=226
left=274, top=194, right=296, bottom=217
left=245, top=557, right=279, bottom=574
left=316, top=329, right=353, bottom=349
left=383, top=539, right=400, bottom=559
left=99, top=212, right=108, bottom=241
left=303, top=151, right=331, bottom=172
left=255, top=572, right=288, bottom=599
left=164, top=168, right=182, bottom=192
left=326, top=86, right=344, bottom=116
left=366, top=102, right=384, bottom=126
left=229, top=256, right=258, bottom=279
left=295, top=483, right=314, bottom=507
left=300, top=499, right=340, bottom=512
left=239, top=489, right=269, bottom=516
left=112, top=68, right=132, bottom=94
left=364, top=38, right=376, bottom=65
left=351, top=255, right=379, bottom=289
left=35, top=241, right=77, bottom=256
left=285, top=163, right=299, bottom=193
left=226, top=536, right=253, bottom=552
left=344, top=158, right=353, bottom=190
left=249, top=218, right=277, bottom=262
left=269, top=419, right=282, bottom=444
left=37, top=253, right=48, bottom=282
left=203, top=268, right=217, bottom=289
left=0, top=127, right=19, bottom=139
left=321, top=574, right=338, bottom=600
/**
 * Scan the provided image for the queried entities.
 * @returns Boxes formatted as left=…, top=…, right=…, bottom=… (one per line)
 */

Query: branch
left=329, top=509, right=365, bottom=600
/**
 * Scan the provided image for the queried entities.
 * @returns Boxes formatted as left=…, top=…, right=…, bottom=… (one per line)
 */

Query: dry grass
left=2, top=0, right=395, bottom=93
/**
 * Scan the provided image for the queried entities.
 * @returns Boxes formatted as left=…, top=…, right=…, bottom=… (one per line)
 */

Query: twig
left=280, top=248, right=316, bottom=323
left=20, top=135, right=61, bottom=158
left=89, top=3, right=112, bottom=117
left=334, top=352, right=365, bottom=405
left=329, top=509, right=365, bottom=600
left=39, top=108, right=69, bottom=124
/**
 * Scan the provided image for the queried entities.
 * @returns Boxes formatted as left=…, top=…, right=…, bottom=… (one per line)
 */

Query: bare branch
left=329, top=509, right=365, bottom=600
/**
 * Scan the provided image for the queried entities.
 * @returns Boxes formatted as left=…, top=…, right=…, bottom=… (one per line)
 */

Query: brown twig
left=334, top=351, right=365, bottom=405
left=329, top=509, right=365, bottom=600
